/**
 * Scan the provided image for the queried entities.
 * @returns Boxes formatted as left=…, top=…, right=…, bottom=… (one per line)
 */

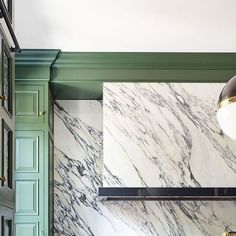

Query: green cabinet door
left=0, top=34, right=15, bottom=234
left=48, top=93, right=54, bottom=136
left=0, top=119, right=14, bottom=207
left=15, top=131, right=44, bottom=236
left=15, top=84, right=45, bottom=124
left=48, top=135, right=54, bottom=235
left=15, top=75, right=53, bottom=235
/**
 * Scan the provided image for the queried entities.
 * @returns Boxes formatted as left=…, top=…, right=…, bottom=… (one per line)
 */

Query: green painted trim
left=52, top=52, right=236, bottom=70
left=51, top=52, right=236, bottom=99
left=16, top=50, right=236, bottom=99
left=52, top=68, right=236, bottom=82
left=50, top=81, right=103, bottom=100
left=16, top=66, right=52, bottom=81
left=16, top=49, right=60, bottom=67
left=15, top=49, right=60, bottom=81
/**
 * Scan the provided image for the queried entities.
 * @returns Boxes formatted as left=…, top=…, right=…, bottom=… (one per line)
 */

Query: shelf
left=98, top=187, right=236, bottom=201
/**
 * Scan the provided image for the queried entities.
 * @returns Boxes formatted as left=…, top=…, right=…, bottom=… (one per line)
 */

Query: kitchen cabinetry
left=15, top=81, right=54, bottom=236
left=0, top=0, right=15, bottom=234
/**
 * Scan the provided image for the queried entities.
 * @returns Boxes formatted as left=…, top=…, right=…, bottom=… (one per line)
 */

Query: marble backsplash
left=54, top=98, right=236, bottom=236
left=103, top=83, right=236, bottom=187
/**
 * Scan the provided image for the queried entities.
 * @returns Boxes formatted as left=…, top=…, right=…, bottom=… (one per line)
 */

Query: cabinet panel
left=1, top=39, right=13, bottom=116
left=15, top=180, right=39, bottom=215
left=0, top=119, right=14, bottom=205
left=15, top=79, right=53, bottom=236
left=48, top=94, right=54, bottom=134
left=16, top=136, right=39, bottom=173
left=15, top=91, right=38, bottom=116
left=0, top=2, right=16, bottom=235
left=15, top=222, right=38, bottom=236
left=15, top=130, right=44, bottom=236
left=15, top=85, right=45, bottom=123
left=48, top=136, right=54, bottom=235
left=0, top=34, right=15, bottom=212
left=1, top=119, right=13, bottom=188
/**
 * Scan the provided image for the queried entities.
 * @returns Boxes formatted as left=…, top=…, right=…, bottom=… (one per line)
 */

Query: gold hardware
left=0, top=176, right=6, bottom=182
left=223, top=232, right=236, bottom=236
left=217, top=96, right=236, bottom=110
left=39, top=111, right=45, bottom=116
left=0, top=95, right=7, bottom=101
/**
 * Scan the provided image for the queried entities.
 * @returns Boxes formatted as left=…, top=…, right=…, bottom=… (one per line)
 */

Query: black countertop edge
left=98, top=187, right=236, bottom=201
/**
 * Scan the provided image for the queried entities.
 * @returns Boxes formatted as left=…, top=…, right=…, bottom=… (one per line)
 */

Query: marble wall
left=103, top=83, right=236, bottom=187
left=54, top=93, right=236, bottom=236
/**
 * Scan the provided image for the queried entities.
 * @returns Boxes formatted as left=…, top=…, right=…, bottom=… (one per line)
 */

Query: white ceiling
left=15, top=0, right=236, bottom=52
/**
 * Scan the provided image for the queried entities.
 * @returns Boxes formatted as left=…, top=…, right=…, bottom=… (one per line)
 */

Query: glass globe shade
left=217, top=102, right=236, bottom=140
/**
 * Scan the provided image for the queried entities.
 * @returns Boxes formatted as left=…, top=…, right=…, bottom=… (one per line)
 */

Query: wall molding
left=16, top=49, right=60, bottom=81
left=16, top=50, right=236, bottom=99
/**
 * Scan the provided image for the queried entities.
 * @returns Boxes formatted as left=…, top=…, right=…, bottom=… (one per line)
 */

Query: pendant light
left=217, top=75, right=236, bottom=140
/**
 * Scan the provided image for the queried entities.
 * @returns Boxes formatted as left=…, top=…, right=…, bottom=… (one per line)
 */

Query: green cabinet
left=14, top=50, right=59, bottom=236
left=15, top=85, right=45, bottom=124
left=0, top=119, right=14, bottom=206
left=0, top=38, right=15, bottom=203
left=48, top=136, right=54, bottom=235
left=15, top=82, right=54, bottom=236
left=15, top=130, right=44, bottom=236
left=15, top=221, right=39, bottom=236
left=0, top=21, right=15, bottom=236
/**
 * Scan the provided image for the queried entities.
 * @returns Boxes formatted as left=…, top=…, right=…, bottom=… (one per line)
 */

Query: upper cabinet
left=15, top=84, right=45, bottom=124
left=15, top=82, right=54, bottom=236
left=1, top=119, right=13, bottom=189
left=2, top=39, right=13, bottom=117
left=15, top=50, right=60, bottom=236
left=0, top=27, right=15, bottom=209
left=0, top=0, right=15, bottom=207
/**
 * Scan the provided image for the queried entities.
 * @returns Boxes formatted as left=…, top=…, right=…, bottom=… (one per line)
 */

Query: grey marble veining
left=103, top=83, right=236, bottom=187
left=54, top=99, right=236, bottom=236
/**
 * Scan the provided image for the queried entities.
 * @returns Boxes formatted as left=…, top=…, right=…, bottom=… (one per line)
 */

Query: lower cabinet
left=15, top=81, right=54, bottom=236
left=15, top=131, right=44, bottom=236
left=15, top=221, right=39, bottom=236
left=0, top=205, right=14, bottom=236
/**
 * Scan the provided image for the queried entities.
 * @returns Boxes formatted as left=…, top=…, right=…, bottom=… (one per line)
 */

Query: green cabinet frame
left=0, top=23, right=15, bottom=236
left=15, top=84, right=45, bottom=124
left=15, top=81, right=54, bottom=236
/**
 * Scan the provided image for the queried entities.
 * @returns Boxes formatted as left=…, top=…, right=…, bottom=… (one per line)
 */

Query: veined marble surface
left=54, top=99, right=236, bottom=236
left=103, top=83, right=236, bottom=187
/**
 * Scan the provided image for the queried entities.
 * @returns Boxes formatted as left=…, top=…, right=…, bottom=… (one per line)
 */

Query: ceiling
left=15, top=0, right=236, bottom=52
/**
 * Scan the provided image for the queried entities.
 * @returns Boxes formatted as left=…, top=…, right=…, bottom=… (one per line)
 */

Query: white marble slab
left=54, top=100, right=236, bottom=236
left=103, top=83, right=236, bottom=187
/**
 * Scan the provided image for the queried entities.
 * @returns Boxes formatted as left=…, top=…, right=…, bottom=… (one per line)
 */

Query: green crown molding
left=16, top=49, right=61, bottom=66
left=16, top=49, right=61, bottom=80
left=16, top=50, right=236, bottom=99
left=52, top=52, right=236, bottom=70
